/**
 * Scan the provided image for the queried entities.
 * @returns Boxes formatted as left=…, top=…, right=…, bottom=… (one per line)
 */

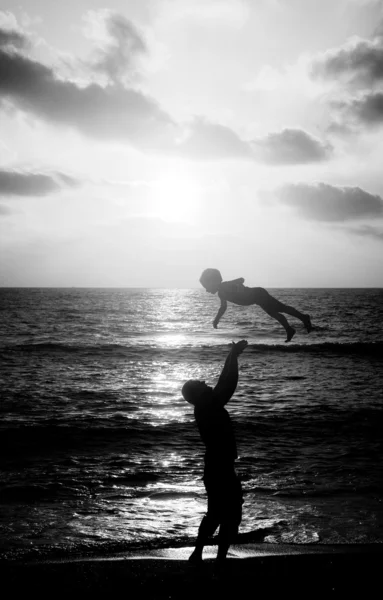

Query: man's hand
left=230, top=340, right=248, bottom=355
left=214, top=339, right=248, bottom=406
left=213, top=319, right=219, bottom=329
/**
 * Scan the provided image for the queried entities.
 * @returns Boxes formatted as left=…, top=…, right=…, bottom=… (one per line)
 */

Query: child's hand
left=231, top=340, right=248, bottom=355
left=213, top=319, right=219, bottom=329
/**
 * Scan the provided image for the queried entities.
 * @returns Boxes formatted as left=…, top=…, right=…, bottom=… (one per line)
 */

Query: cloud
left=275, top=182, right=383, bottom=222
left=0, top=11, right=31, bottom=52
left=174, top=121, right=331, bottom=163
left=0, top=27, right=28, bottom=50
left=311, top=35, right=383, bottom=88
left=0, top=13, right=332, bottom=163
left=0, top=36, right=329, bottom=163
left=310, top=29, right=383, bottom=131
left=342, top=91, right=383, bottom=125
left=55, top=172, right=80, bottom=187
left=0, top=46, right=176, bottom=147
left=84, top=10, right=147, bottom=83
left=349, top=224, right=383, bottom=241
left=175, top=117, right=251, bottom=159
left=330, top=91, right=383, bottom=129
left=251, top=128, right=332, bottom=164
left=325, top=120, right=357, bottom=137
left=0, top=169, right=79, bottom=197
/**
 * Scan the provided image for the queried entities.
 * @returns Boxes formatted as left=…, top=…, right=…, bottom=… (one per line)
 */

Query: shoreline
left=2, top=543, right=382, bottom=597
left=39, top=541, right=383, bottom=562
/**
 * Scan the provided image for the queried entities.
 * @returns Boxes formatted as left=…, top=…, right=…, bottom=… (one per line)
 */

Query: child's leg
left=265, top=309, right=296, bottom=342
left=254, top=289, right=311, bottom=334
left=280, top=304, right=312, bottom=331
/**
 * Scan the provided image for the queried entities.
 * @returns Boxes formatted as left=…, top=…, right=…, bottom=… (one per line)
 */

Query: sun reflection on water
left=156, top=333, right=187, bottom=347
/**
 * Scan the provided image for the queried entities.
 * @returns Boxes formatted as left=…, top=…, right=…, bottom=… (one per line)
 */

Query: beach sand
left=1, top=543, right=381, bottom=598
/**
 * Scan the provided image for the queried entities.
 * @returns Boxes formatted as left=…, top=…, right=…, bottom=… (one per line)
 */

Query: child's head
left=199, top=268, right=222, bottom=294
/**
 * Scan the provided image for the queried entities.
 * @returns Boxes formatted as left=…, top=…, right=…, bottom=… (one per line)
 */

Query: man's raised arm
left=213, top=340, right=248, bottom=406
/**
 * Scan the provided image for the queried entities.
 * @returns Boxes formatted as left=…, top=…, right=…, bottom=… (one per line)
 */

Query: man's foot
left=285, top=327, right=296, bottom=343
left=188, top=550, right=203, bottom=564
left=304, top=315, right=312, bottom=333
left=212, top=557, right=228, bottom=579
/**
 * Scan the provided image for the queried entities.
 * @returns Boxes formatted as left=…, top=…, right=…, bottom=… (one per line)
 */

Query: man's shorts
left=203, top=468, right=243, bottom=525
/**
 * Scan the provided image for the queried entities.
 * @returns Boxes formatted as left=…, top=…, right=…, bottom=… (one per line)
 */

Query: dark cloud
left=0, top=169, right=79, bottom=196
left=0, top=27, right=28, bottom=50
left=251, top=128, right=331, bottom=164
left=311, top=37, right=383, bottom=88
left=91, top=12, right=147, bottom=83
left=346, top=91, right=383, bottom=125
left=276, top=182, right=383, bottom=222
left=310, top=29, right=383, bottom=132
left=175, top=117, right=251, bottom=159
left=0, top=20, right=331, bottom=162
left=0, top=47, right=175, bottom=147
left=174, top=122, right=330, bottom=163
left=331, top=91, right=383, bottom=129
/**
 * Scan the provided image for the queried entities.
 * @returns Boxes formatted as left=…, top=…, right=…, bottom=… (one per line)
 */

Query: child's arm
left=231, top=278, right=245, bottom=286
left=213, top=340, right=248, bottom=406
left=213, top=297, right=227, bottom=329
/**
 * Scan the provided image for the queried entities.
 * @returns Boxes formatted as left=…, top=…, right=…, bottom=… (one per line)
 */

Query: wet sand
left=1, top=543, right=382, bottom=597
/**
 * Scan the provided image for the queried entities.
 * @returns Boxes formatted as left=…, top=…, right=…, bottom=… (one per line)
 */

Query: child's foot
left=304, top=315, right=312, bottom=333
left=285, top=327, right=296, bottom=343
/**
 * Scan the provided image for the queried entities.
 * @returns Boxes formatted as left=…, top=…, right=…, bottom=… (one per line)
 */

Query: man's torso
left=194, top=392, right=237, bottom=469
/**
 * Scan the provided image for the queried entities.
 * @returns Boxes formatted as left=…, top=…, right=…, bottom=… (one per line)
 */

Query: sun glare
left=153, top=169, right=201, bottom=222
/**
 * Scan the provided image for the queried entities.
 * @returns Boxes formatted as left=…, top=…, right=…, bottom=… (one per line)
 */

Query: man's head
left=182, top=380, right=211, bottom=406
left=199, top=268, right=222, bottom=294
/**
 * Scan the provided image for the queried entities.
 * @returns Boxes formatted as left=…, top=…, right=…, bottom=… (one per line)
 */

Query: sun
left=152, top=167, right=201, bottom=222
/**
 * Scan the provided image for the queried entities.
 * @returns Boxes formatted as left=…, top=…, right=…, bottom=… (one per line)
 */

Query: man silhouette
left=182, top=339, right=248, bottom=562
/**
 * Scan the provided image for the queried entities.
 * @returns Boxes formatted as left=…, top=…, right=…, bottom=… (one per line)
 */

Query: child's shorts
left=252, top=287, right=285, bottom=313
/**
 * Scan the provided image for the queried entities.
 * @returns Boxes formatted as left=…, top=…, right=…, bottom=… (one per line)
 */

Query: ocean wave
left=0, top=342, right=131, bottom=355
left=269, top=484, right=383, bottom=498
left=2, top=340, right=383, bottom=357
left=0, top=482, right=91, bottom=504
left=247, top=341, right=383, bottom=356
left=0, top=423, right=195, bottom=460
left=106, top=473, right=160, bottom=486
left=243, top=482, right=383, bottom=499
left=148, top=490, right=200, bottom=500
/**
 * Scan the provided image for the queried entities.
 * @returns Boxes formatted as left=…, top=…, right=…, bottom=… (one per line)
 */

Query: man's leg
left=216, top=473, right=243, bottom=561
left=216, top=520, right=239, bottom=561
left=189, top=514, right=219, bottom=563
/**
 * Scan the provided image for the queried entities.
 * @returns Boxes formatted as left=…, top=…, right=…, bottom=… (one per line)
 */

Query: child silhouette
left=200, top=268, right=312, bottom=342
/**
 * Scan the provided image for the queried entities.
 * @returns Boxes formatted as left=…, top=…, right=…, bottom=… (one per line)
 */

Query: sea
left=0, top=287, right=382, bottom=561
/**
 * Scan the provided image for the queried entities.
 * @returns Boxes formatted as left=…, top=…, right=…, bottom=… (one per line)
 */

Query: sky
left=1, top=0, right=383, bottom=287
